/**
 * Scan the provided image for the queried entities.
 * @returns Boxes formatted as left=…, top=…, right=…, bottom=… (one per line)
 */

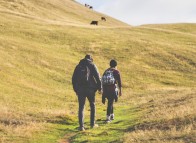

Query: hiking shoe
left=105, top=119, right=111, bottom=123
left=91, top=124, right=99, bottom=128
left=110, top=114, right=114, bottom=120
left=78, top=127, right=85, bottom=131
left=105, top=115, right=111, bottom=123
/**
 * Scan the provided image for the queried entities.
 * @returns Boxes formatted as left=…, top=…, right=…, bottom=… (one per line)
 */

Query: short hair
left=110, top=59, right=117, bottom=67
left=85, top=54, right=92, bottom=60
left=85, top=54, right=93, bottom=61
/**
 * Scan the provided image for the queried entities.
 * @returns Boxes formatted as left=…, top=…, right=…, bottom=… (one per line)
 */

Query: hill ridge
left=140, top=26, right=196, bottom=37
left=0, top=0, right=195, bottom=143
left=0, top=0, right=129, bottom=27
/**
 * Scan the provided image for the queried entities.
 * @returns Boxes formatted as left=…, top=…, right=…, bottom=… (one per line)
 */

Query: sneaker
left=91, top=124, right=99, bottom=128
left=78, top=127, right=85, bottom=131
left=110, top=114, right=114, bottom=120
left=105, top=119, right=111, bottom=123
left=105, top=115, right=111, bottom=123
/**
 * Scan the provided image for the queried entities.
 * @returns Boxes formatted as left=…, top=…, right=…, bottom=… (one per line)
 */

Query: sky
left=75, top=0, right=196, bottom=26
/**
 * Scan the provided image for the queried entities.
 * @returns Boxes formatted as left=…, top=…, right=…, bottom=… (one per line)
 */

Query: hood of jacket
left=79, top=58, right=92, bottom=66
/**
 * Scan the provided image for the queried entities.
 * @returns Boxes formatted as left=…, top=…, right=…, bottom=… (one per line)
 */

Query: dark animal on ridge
left=84, top=4, right=93, bottom=10
left=85, top=4, right=89, bottom=7
left=90, top=21, right=98, bottom=25
left=89, top=6, right=93, bottom=9
left=101, top=17, right=106, bottom=21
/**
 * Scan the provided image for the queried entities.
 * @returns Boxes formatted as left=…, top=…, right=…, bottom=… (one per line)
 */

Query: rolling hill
left=0, top=0, right=129, bottom=27
left=0, top=0, right=195, bottom=143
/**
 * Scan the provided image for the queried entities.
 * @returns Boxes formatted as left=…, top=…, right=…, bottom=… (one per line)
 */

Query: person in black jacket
left=72, top=55, right=102, bottom=131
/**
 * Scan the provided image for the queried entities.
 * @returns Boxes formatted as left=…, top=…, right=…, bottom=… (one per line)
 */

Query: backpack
left=77, top=64, right=90, bottom=85
left=102, top=69, right=115, bottom=85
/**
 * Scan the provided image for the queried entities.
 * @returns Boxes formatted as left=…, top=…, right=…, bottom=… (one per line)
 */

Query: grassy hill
left=0, top=0, right=129, bottom=27
left=0, top=0, right=195, bottom=143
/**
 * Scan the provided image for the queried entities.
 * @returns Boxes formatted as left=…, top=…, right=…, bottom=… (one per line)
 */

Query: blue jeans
left=77, top=88, right=96, bottom=127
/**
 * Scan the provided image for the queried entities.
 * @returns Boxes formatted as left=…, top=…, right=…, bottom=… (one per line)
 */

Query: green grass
left=69, top=105, right=141, bottom=143
left=0, top=0, right=196, bottom=142
left=1, top=101, right=140, bottom=143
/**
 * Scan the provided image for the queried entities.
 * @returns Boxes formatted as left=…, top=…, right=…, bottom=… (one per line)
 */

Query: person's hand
left=98, top=89, right=103, bottom=94
left=119, top=90, right=122, bottom=97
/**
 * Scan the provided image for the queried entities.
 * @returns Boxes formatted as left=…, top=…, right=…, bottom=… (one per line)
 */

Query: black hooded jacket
left=72, top=58, right=102, bottom=93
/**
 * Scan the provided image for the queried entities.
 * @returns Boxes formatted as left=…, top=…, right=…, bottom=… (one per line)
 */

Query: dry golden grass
left=0, top=0, right=129, bottom=27
left=123, top=88, right=196, bottom=143
left=0, top=0, right=195, bottom=142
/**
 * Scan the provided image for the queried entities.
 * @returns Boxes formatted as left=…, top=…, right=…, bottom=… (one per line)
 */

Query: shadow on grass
left=45, top=114, right=77, bottom=126
left=0, top=119, right=25, bottom=126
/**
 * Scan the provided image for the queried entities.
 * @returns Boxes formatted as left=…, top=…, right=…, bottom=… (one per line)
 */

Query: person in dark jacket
left=72, top=55, right=102, bottom=131
left=102, top=60, right=122, bottom=123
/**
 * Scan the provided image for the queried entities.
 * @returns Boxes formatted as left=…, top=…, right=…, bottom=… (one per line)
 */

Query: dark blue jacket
left=72, top=58, right=102, bottom=93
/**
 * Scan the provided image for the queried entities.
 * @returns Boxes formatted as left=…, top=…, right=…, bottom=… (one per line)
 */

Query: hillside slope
left=0, top=0, right=196, bottom=143
left=143, top=23, right=196, bottom=35
left=0, top=0, right=129, bottom=27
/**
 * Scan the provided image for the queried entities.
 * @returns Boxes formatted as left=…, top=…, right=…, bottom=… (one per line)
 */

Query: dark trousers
left=103, top=85, right=118, bottom=116
left=106, top=93, right=115, bottom=116
left=77, top=89, right=95, bottom=127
